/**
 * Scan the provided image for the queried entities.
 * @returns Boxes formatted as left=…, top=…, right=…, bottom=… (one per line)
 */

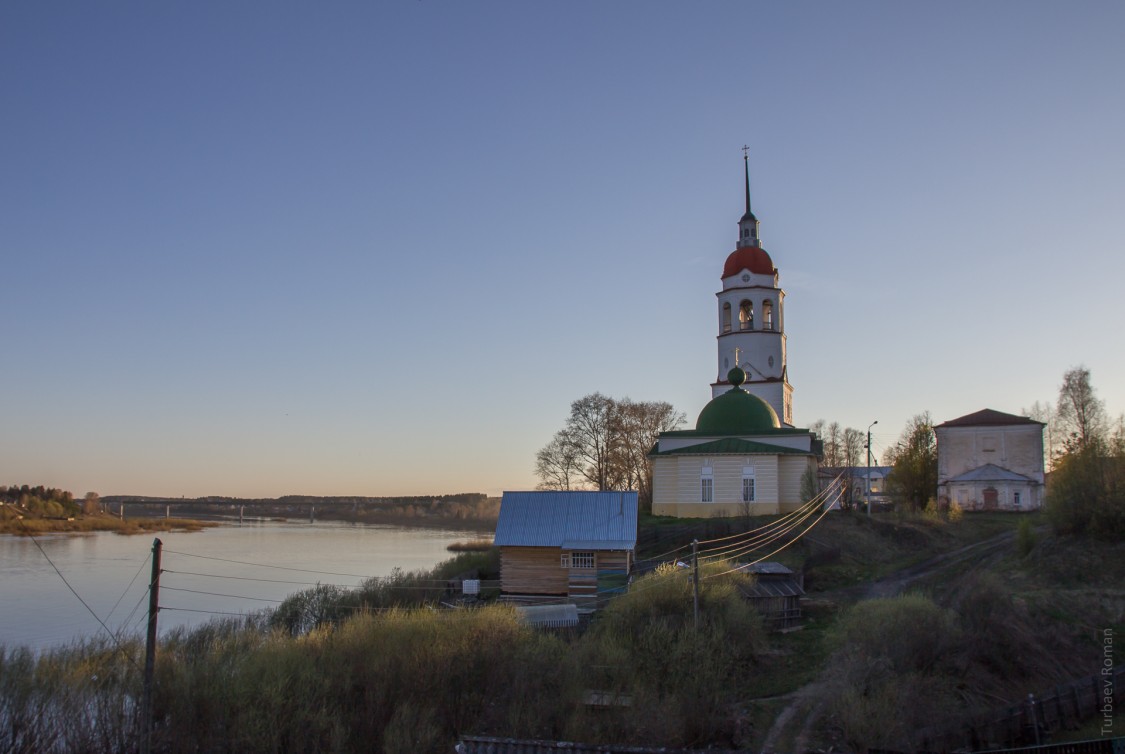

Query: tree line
left=1025, top=366, right=1124, bottom=540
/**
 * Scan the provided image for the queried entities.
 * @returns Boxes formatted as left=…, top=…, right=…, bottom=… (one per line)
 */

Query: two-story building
left=935, top=408, right=1045, bottom=511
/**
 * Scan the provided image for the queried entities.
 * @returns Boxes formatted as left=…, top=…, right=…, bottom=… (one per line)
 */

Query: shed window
left=570, top=552, right=595, bottom=569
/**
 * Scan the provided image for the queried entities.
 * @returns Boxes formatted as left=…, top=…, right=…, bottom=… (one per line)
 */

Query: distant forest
left=0, top=485, right=80, bottom=517
left=101, top=492, right=489, bottom=506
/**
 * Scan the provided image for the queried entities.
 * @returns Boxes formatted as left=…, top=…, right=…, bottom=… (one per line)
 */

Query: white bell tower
left=711, top=150, right=794, bottom=427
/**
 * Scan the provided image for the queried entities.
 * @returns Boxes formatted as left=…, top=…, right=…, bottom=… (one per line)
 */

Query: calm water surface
left=0, top=520, right=478, bottom=651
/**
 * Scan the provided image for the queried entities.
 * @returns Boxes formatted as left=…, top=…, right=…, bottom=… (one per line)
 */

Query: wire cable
left=701, top=486, right=841, bottom=581
left=105, top=552, right=151, bottom=622
left=18, top=521, right=143, bottom=672
left=161, top=586, right=284, bottom=603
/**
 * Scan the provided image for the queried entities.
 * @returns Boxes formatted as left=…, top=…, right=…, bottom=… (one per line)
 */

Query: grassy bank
left=0, top=514, right=214, bottom=536
left=3, top=512, right=1120, bottom=753
left=1, top=551, right=766, bottom=753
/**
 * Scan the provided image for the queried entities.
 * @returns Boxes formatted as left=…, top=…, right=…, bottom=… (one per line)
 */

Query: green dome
left=696, top=387, right=781, bottom=433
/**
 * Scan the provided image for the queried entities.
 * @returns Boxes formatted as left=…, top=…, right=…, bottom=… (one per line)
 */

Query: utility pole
left=141, top=538, right=163, bottom=754
left=866, top=420, right=878, bottom=516
left=692, top=539, right=700, bottom=632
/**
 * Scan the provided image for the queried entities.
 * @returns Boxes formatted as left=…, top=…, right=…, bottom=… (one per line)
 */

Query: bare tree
left=842, top=427, right=865, bottom=505
left=609, top=398, right=686, bottom=508
left=1056, top=366, right=1106, bottom=450
left=535, top=430, right=584, bottom=491
left=1022, top=400, right=1058, bottom=468
left=534, top=394, right=685, bottom=508
left=566, top=393, right=618, bottom=490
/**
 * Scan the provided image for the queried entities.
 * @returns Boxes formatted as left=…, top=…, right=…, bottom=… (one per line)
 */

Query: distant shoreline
left=0, top=514, right=215, bottom=537
left=106, top=496, right=502, bottom=533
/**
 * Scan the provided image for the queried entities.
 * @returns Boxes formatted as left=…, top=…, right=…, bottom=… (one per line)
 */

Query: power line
left=701, top=487, right=840, bottom=581
left=163, top=569, right=365, bottom=587
left=19, top=521, right=144, bottom=673
left=106, top=552, right=151, bottom=622
left=162, top=586, right=284, bottom=603
left=161, top=569, right=458, bottom=590
left=162, top=549, right=378, bottom=578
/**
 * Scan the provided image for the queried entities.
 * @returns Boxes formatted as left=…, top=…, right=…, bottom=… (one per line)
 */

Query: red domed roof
left=723, top=245, right=775, bottom=278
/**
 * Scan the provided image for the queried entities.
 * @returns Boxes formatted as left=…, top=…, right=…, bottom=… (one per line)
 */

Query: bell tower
left=712, top=151, right=794, bottom=427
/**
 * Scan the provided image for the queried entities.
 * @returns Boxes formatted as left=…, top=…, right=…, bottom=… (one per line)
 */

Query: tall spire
left=742, top=146, right=753, bottom=220
left=737, top=146, right=759, bottom=247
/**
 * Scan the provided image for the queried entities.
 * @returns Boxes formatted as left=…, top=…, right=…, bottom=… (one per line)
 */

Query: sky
left=2, top=1, right=1123, bottom=498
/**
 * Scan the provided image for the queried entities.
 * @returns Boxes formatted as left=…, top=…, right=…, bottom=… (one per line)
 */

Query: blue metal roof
left=494, top=491, right=638, bottom=551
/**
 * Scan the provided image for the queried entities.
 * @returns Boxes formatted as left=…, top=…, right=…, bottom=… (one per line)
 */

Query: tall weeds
left=1, top=553, right=769, bottom=752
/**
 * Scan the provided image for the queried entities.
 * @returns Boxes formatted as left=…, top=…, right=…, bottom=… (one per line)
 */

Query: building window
left=701, top=478, right=713, bottom=503
left=742, top=466, right=755, bottom=502
left=739, top=300, right=754, bottom=330
left=570, top=552, right=595, bottom=569
left=560, top=553, right=569, bottom=568
left=1014, top=491, right=1021, bottom=508
left=763, top=300, right=773, bottom=330
left=722, top=302, right=731, bottom=333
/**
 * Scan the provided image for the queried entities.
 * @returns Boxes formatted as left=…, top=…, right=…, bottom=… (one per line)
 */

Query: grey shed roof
left=948, top=463, right=1035, bottom=484
left=457, top=735, right=742, bottom=754
left=515, top=604, right=579, bottom=628
left=494, top=491, right=638, bottom=551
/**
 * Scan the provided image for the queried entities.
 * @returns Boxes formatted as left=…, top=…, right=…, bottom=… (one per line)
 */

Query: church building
left=650, top=156, right=818, bottom=518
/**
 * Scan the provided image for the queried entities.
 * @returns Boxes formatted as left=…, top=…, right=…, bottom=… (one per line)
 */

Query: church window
left=701, top=465, right=714, bottom=503
left=763, top=300, right=773, bottom=330
left=739, top=300, right=754, bottom=330
left=742, top=466, right=756, bottom=502
left=1014, top=491, right=1021, bottom=508
left=722, top=302, right=731, bottom=333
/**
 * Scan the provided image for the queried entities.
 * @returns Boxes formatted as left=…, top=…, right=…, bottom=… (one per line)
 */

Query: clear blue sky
left=3, top=1, right=1122, bottom=498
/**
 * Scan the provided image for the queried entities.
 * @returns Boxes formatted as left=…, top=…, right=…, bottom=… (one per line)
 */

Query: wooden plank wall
left=500, top=546, right=567, bottom=595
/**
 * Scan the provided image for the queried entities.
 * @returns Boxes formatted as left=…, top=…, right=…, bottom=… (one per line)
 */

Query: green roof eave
left=649, top=437, right=812, bottom=457
left=659, top=427, right=813, bottom=438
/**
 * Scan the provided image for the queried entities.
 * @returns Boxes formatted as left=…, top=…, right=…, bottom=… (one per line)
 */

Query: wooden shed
left=493, top=491, right=638, bottom=612
left=741, top=562, right=804, bottom=630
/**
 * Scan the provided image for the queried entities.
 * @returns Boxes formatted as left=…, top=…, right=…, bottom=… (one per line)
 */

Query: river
left=0, top=520, right=481, bottom=652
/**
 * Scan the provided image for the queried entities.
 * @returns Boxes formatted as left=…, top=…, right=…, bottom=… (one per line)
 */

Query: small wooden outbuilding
left=493, top=491, right=638, bottom=612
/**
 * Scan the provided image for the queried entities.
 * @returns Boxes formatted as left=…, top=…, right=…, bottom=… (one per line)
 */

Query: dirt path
left=758, top=529, right=1020, bottom=753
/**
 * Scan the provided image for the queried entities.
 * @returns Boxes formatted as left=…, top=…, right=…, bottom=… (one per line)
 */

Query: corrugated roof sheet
left=649, top=437, right=807, bottom=456
left=746, top=561, right=794, bottom=575
left=457, top=736, right=742, bottom=754
left=948, top=463, right=1035, bottom=483
left=742, top=579, right=805, bottom=599
left=494, top=491, right=638, bottom=551
left=515, top=604, right=579, bottom=628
